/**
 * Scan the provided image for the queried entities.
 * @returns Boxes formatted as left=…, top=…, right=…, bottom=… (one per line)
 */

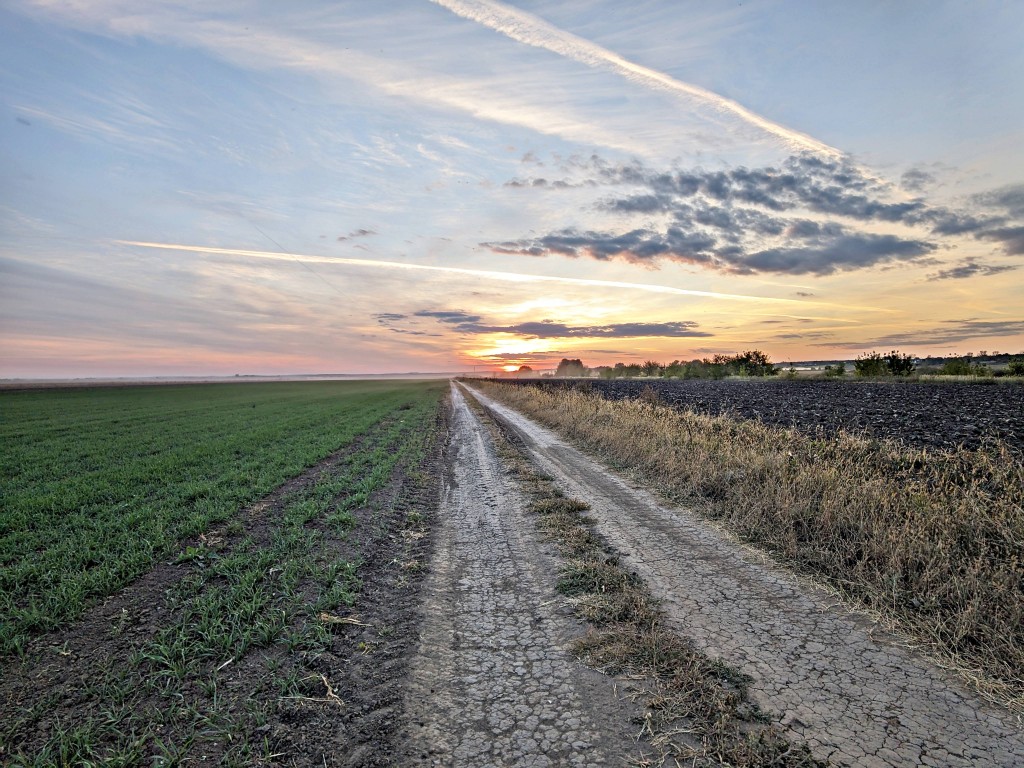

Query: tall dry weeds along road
left=446, top=383, right=1024, bottom=768
left=398, top=383, right=644, bottom=766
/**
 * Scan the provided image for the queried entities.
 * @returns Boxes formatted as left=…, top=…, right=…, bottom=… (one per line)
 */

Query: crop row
left=0, top=380, right=446, bottom=656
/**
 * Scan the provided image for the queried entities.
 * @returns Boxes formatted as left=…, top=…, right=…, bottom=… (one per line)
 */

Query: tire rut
left=398, top=384, right=643, bottom=766
left=469, top=385, right=1024, bottom=768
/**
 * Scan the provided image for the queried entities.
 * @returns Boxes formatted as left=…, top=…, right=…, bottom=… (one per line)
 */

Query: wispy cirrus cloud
left=11, top=1, right=673, bottom=156
left=821, top=319, right=1024, bottom=349
left=118, top=240, right=808, bottom=303
left=430, top=0, right=842, bottom=158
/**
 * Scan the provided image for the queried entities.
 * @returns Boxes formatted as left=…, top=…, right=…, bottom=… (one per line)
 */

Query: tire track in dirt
left=398, top=384, right=643, bottom=766
left=469, top=385, right=1024, bottom=768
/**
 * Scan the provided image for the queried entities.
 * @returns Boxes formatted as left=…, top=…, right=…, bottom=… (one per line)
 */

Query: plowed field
left=500, top=378, right=1024, bottom=453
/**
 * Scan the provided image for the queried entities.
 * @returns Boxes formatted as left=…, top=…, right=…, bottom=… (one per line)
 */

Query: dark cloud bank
left=492, top=155, right=1024, bottom=277
left=376, top=310, right=709, bottom=339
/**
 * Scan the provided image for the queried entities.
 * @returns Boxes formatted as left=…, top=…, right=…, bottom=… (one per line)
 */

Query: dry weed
left=475, top=380, right=1024, bottom=709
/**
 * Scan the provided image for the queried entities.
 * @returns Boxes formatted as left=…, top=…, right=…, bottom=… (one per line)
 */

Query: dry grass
left=473, top=380, right=1024, bottom=711
left=462, top=386, right=824, bottom=767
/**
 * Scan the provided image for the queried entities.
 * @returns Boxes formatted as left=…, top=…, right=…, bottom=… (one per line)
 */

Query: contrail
left=430, top=0, right=843, bottom=158
left=117, top=240, right=812, bottom=304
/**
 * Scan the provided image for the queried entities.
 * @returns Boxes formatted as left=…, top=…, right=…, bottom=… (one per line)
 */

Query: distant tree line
left=854, top=350, right=1024, bottom=378
left=552, top=351, right=779, bottom=379
left=918, top=352, right=1024, bottom=377
left=534, top=349, right=1024, bottom=380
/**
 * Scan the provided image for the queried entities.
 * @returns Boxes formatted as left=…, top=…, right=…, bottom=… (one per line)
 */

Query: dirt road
left=467, top=384, right=1024, bottom=767
left=398, top=384, right=643, bottom=766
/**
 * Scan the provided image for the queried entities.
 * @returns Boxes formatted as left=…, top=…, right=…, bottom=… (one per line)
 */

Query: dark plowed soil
left=499, top=379, right=1024, bottom=453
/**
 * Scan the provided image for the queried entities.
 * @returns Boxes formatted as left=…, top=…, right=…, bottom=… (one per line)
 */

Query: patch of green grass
left=0, top=380, right=445, bottom=657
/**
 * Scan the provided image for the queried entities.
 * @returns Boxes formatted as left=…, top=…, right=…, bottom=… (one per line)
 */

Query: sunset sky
left=2, top=0, right=1023, bottom=377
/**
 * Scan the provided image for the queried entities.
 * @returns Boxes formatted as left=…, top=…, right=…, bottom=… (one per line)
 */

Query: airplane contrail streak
left=117, top=240, right=818, bottom=305
left=430, top=0, right=843, bottom=158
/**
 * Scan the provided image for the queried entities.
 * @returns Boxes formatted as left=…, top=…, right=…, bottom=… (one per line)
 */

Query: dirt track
left=398, top=384, right=642, bottom=766
left=465, top=384, right=1024, bottom=767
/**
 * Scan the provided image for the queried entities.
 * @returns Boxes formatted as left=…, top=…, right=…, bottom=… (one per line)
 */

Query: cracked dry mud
left=397, top=384, right=643, bottom=766
left=468, top=385, right=1024, bottom=768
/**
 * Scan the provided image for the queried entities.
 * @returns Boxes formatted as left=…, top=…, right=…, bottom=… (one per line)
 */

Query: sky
left=2, top=0, right=1023, bottom=377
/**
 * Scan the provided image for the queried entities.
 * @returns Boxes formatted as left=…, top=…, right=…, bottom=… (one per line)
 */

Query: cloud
left=976, top=226, right=1024, bottom=256
left=414, top=309, right=483, bottom=324
left=488, top=227, right=934, bottom=276
left=927, top=259, right=1019, bottom=281
left=490, top=227, right=718, bottom=267
left=0, top=255, right=282, bottom=353
left=15, top=1, right=658, bottom=156
left=924, top=211, right=996, bottom=236
left=740, top=234, right=935, bottom=276
left=413, top=310, right=711, bottom=338
left=974, top=183, right=1024, bottom=218
left=487, top=153, right=1024, bottom=275
left=774, top=331, right=834, bottom=340
left=509, top=321, right=711, bottom=338
left=900, top=167, right=934, bottom=192
left=593, top=155, right=922, bottom=223
left=430, top=0, right=842, bottom=157
left=337, top=228, right=377, bottom=242
left=120, top=240, right=802, bottom=303
left=824, top=319, right=1024, bottom=348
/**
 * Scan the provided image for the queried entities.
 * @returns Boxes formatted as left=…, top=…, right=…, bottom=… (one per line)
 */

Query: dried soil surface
left=469, top=384, right=1024, bottom=767
left=396, top=383, right=645, bottom=766
left=505, top=378, right=1024, bottom=453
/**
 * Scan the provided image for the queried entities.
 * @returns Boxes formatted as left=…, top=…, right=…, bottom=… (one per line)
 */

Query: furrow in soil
left=397, top=383, right=642, bottom=767
left=469, top=385, right=1024, bottom=768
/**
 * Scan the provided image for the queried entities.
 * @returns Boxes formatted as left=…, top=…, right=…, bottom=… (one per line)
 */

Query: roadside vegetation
left=472, top=380, right=1024, bottom=711
left=1, top=380, right=446, bottom=766
left=0, top=381, right=438, bottom=656
left=461, top=386, right=822, bottom=767
left=854, top=350, right=916, bottom=377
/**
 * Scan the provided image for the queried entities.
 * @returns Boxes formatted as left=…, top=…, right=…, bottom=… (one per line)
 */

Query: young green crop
left=3, top=379, right=444, bottom=764
left=0, top=380, right=446, bottom=656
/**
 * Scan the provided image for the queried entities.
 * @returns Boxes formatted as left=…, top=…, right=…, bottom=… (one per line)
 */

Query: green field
left=0, top=380, right=446, bottom=657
